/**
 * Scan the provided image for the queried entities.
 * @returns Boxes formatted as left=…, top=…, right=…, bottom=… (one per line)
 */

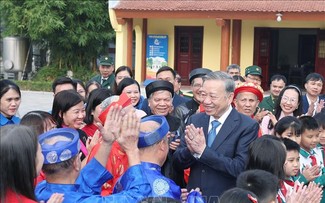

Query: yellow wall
left=110, top=8, right=325, bottom=82
left=147, top=19, right=221, bottom=71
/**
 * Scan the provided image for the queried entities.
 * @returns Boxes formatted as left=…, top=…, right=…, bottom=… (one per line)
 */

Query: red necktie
left=310, top=155, right=317, bottom=166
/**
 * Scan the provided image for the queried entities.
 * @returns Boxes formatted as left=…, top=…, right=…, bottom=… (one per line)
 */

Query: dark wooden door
left=315, top=30, right=325, bottom=94
left=175, top=27, right=203, bottom=85
left=253, top=28, right=271, bottom=90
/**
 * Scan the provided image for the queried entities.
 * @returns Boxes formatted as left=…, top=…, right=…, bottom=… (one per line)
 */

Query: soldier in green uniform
left=89, top=56, right=115, bottom=90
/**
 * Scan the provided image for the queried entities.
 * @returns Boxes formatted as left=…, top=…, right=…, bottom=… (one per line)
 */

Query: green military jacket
left=258, top=95, right=276, bottom=114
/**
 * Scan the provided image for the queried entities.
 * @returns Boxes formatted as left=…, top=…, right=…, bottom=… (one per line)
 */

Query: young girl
left=274, top=116, right=302, bottom=144
left=261, top=85, right=303, bottom=135
left=0, top=79, right=21, bottom=126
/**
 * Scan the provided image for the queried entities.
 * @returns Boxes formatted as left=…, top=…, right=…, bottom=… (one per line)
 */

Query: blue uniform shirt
left=36, top=158, right=150, bottom=203
left=0, top=113, right=20, bottom=126
left=114, top=162, right=181, bottom=200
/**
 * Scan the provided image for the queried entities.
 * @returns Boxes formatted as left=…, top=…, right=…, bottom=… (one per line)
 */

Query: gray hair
left=226, top=64, right=241, bottom=73
left=203, top=71, right=235, bottom=93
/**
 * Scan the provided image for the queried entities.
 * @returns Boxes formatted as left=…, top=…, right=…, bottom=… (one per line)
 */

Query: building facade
left=109, top=0, right=325, bottom=90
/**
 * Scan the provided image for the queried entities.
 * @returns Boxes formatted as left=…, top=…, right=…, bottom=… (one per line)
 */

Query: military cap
left=245, top=65, right=262, bottom=77
left=99, top=56, right=114, bottom=66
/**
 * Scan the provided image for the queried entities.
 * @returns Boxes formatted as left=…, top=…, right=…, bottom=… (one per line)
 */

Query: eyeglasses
left=281, top=96, right=298, bottom=104
left=246, top=75, right=262, bottom=83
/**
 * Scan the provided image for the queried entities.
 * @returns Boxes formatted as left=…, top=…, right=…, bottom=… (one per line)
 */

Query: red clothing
left=35, top=171, right=46, bottom=185
left=87, top=141, right=129, bottom=196
left=82, top=123, right=98, bottom=137
left=5, top=189, right=37, bottom=203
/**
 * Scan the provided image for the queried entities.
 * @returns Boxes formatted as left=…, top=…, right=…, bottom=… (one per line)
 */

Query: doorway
left=254, top=28, right=322, bottom=90
left=175, top=26, right=203, bottom=85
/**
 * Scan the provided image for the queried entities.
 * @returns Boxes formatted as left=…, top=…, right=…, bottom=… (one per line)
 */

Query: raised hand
left=97, top=104, right=123, bottom=144
left=286, top=181, right=322, bottom=203
left=254, top=108, right=269, bottom=123
left=302, top=165, right=320, bottom=181
left=185, top=124, right=206, bottom=155
left=316, top=100, right=325, bottom=114
left=116, top=109, right=140, bottom=153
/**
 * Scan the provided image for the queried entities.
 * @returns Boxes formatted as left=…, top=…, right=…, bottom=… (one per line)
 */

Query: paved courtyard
left=18, top=91, right=53, bottom=117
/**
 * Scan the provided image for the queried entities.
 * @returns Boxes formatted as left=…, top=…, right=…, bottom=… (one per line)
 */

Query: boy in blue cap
left=36, top=105, right=151, bottom=202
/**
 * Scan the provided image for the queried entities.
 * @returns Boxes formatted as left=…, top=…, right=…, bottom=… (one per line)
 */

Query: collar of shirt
left=306, top=94, right=319, bottom=116
left=306, top=94, right=320, bottom=105
left=0, top=113, right=20, bottom=126
left=208, top=106, right=233, bottom=134
left=300, top=147, right=316, bottom=158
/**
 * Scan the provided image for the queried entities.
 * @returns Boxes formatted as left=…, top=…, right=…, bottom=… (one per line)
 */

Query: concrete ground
left=18, top=91, right=54, bottom=117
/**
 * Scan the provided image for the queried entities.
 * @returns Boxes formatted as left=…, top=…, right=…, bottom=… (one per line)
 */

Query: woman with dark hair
left=261, top=85, right=303, bottom=135
left=0, top=79, right=21, bottom=126
left=51, top=89, right=88, bottom=160
left=21, top=110, right=57, bottom=135
left=82, top=88, right=112, bottom=137
left=73, top=79, right=86, bottom=101
left=21, top=111, right=58, bottom=184
left=85, top=80, right=101, bottom=99
left=0, top=125, right=64, bottom=203
left=116, top=78, right=145, bottom=110
left=112, top=66, right=133, bottom=94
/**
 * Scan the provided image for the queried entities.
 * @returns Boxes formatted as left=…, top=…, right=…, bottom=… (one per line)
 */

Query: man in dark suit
left=302, top=73, right=325, bottom=116
left=173, top=71, right=259, bottom=202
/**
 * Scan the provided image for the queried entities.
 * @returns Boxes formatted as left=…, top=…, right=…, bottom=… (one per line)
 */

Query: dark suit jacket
left=173, top=109, right=259, bottom=200
left=302, top=94, right=325, bottom=114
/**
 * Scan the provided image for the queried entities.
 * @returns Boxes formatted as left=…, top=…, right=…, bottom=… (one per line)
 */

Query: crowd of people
left=1, top=55, right=325, bottom=203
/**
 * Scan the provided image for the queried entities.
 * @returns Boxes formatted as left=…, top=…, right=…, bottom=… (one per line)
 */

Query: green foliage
left=1, top=0, right=115, bottom=69
left=14, top=80, right=52, bottom=92
left=33, top=66, right=98, bottom=83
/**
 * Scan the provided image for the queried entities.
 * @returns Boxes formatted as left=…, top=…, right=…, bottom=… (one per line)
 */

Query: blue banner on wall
left=146, top=35, right=168, bottom=79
